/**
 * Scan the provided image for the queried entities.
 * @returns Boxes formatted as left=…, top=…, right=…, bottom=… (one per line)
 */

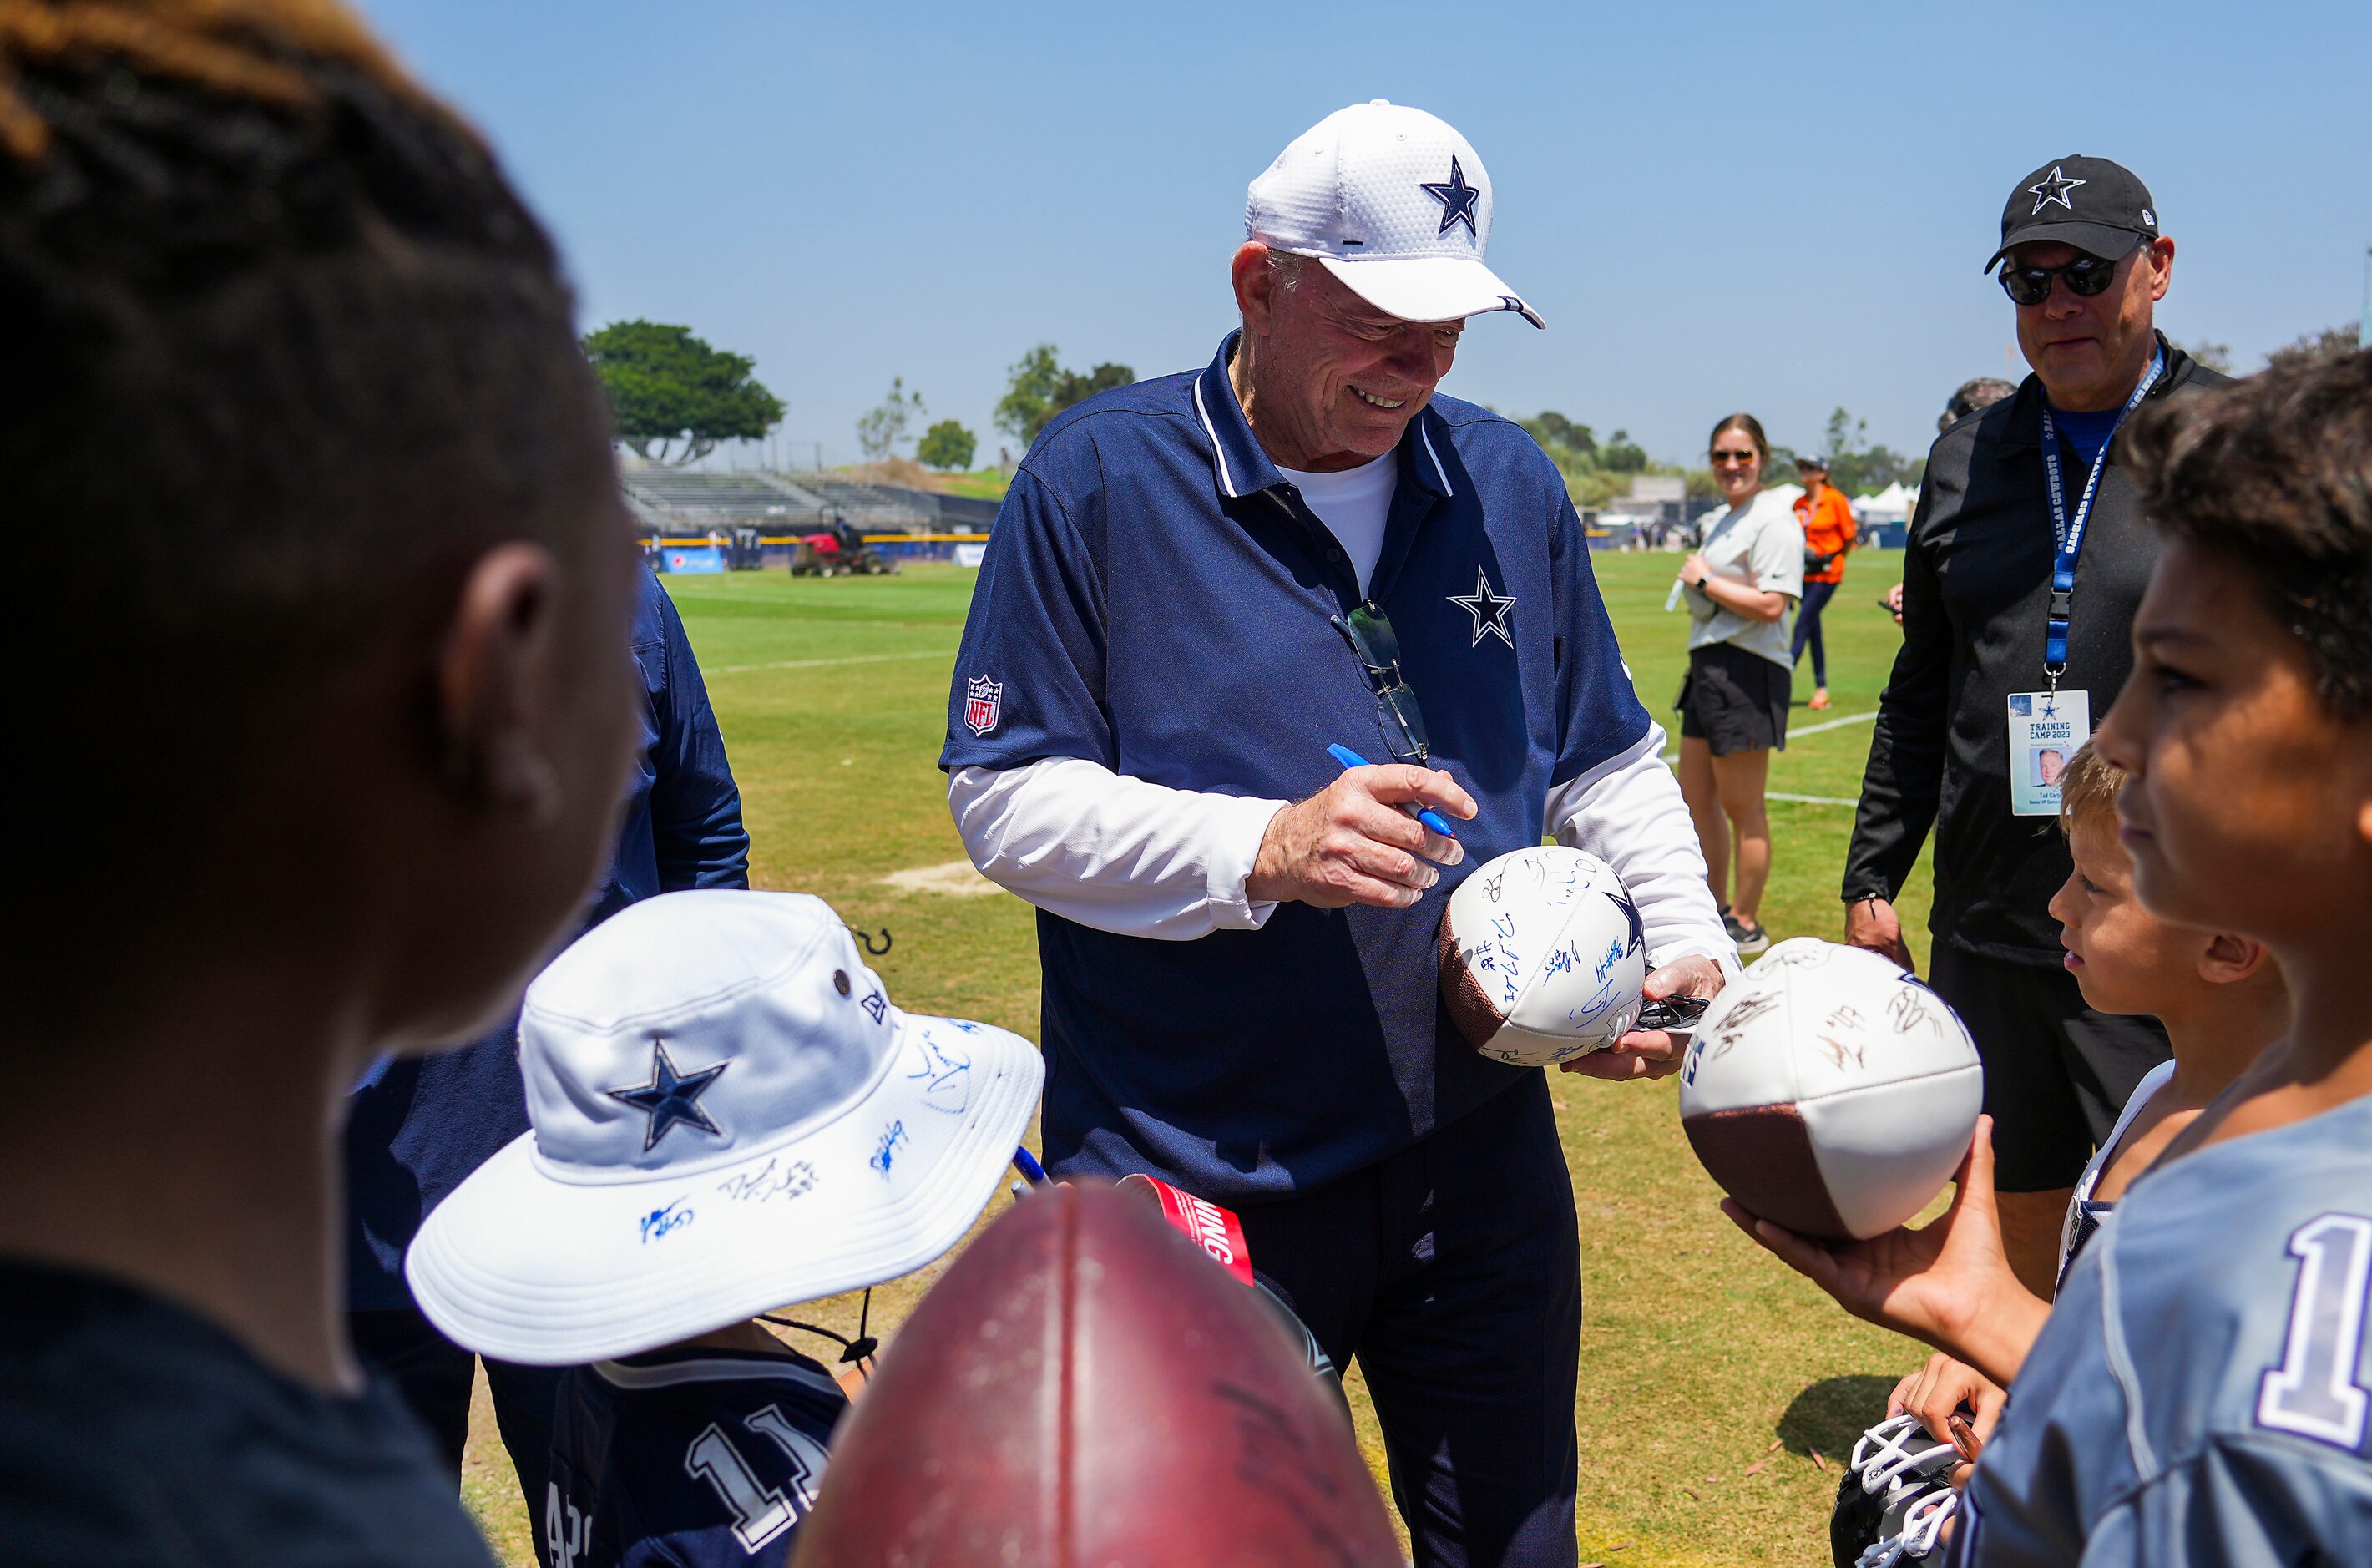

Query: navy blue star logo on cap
left=2028, top=164, right=2086, bottom=215
left=1421, top=156, right=1481, bottom=240
left=605, top=1039, right=726, bottom=1152
left=1448, top=566, right=1516, bottom=648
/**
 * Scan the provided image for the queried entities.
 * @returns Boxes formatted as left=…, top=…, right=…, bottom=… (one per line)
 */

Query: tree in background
left=1515, top=411, right=1615, bottom=506
left=1599, top=429, right=1649, bottom=473
left=996, top=345, right=1136, bottom=447
left=1708, top=441, right=1799, bottom=502
left=1516, top=412, right=1711, bottom=508
left=2266, top=325, right=2359, bottom=372
left=995, top=346, right=1062, bottom=443
left=582, top=320, right=785, bottom=467
left=2180, top=340, right=2234, bottom=374
left=1528, top=411, right=1597, bottom=460
left=2178, top=326, right=2351, bottom=377
left=856, top=377, right=926, bottom=461
left=1818, top=406, right=1921, bottom=495
left=917, top=419, right=978, bottom=472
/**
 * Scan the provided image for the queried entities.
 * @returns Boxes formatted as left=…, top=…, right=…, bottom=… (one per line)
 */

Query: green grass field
left=462, top=551, right=1941, bottom=1566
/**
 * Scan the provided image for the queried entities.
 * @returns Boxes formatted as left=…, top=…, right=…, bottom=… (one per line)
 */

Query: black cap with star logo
left=1984, top=154, right=2159, bottom=273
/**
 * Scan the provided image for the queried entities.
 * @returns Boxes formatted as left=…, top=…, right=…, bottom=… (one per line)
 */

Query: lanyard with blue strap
left=2036, top=349, right=2163, bottom=692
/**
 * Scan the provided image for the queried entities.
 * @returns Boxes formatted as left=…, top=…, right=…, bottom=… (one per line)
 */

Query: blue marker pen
left=1011, top=1146, right=1049, bottom=1186
left=1327, top=743, right=1459, bottom=840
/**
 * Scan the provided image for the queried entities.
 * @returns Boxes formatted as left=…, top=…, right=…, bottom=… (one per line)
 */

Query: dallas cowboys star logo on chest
left=606, top=1039, right=726, bottom=1151
left=1449, top=566, right=1516, bottom=648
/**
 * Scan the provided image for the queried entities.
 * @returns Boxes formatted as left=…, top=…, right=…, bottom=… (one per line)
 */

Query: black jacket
left=1841, top=335, right=2227, bottom=963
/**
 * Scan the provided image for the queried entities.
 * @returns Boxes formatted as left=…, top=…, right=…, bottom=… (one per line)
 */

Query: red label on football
left=1117, top=1174, right=1254, bottom=1287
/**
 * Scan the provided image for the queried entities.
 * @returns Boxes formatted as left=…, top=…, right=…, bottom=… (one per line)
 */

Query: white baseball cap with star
left=1246, top=99, right=1542, bottom=329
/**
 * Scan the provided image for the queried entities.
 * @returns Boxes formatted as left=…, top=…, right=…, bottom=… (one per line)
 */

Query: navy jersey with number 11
left=544, top=1345, right=847, bottom=1568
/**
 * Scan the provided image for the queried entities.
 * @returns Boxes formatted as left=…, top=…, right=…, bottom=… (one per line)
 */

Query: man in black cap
left=1839, top=156, right=2225, bottom=1297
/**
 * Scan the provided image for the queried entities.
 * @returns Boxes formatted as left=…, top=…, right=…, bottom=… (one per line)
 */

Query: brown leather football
left=789, top=1181, right=1401, bottom=1567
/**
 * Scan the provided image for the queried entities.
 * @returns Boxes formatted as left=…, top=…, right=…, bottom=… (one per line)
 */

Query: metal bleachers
left=781, top=473, right=936, bottom=529
left=618, top=470, right=832, bottom=532
left=619, top=468, right=939, bottom=538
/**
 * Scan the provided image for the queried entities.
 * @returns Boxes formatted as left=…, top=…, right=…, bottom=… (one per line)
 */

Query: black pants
left=1790, top=578, right=1839, bottom=686
left=350, top=1307, right=564, bottom=1559
left=1234, top=1075, right=1581, bottom=1568
left=1926, top=943, right=2173, bottom=1192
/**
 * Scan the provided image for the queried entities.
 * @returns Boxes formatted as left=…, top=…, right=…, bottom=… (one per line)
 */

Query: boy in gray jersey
left=1728, top=349, right=2372, bottom=1564
left=1833, top=741, right=2285, bottom=1567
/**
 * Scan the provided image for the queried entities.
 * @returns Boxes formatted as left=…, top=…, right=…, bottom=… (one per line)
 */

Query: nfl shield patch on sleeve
left=964, top=675, right=1004, bottom=736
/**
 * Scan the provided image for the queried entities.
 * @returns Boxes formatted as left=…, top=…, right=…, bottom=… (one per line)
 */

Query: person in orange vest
left=1791, top=453, right=1859, bottom=710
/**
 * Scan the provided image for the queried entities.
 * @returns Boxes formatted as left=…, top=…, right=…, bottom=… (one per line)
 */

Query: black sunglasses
left=1997, top=242, right=2137, bottom=307
left=1330, top=600, right=1430, bottom=764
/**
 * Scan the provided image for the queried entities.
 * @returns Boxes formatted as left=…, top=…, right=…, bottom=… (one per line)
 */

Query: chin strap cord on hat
left=760, top=1287, right=878, bottom=1369
left=843, top=1288, right=878, bottom=1364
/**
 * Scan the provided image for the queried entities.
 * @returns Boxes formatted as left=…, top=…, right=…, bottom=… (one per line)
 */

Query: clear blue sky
left=364, top=0, right=2369, bottom=471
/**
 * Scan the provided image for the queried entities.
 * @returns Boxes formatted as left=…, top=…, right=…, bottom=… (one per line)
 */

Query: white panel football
left=1437, top=846, right=1647, bottom=1067
left=1677, top=939, right=1982, bottom=1240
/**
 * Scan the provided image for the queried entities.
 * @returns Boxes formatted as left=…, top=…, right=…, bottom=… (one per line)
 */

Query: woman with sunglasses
left=1673, top=412, right=1803, bottom=955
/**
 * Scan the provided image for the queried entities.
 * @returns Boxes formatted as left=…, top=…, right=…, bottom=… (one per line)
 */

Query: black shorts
left=1677, top=641, right=1789, bottom=756
left=1927, top=943, right=2173, bottom=1192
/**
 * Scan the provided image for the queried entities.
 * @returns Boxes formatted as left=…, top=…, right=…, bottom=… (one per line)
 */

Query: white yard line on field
left=1651, top=708, right=1876, bottom=808
left=711, top=617, right=956, bottom=630
left=708, top=648, right=958, bottom=675
left=880, top=860, right=1005, bottom=897
left=1659, top=709, right=1878, bottom=762
left=1652, top=753, right=1861, bottom=807
left=1788, top=708, right=1881, bottom=738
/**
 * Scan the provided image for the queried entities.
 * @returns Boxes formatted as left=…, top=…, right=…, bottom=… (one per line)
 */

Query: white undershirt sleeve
left=1542, top=721, right=1740, bottom=977
left=948, top=759, right=1289, bottom=941
left=957, top=724, right=1733, bottom=969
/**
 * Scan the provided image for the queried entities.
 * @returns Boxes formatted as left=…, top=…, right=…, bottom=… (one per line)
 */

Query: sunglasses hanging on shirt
left=1330, top=600, right=1431, bottom=765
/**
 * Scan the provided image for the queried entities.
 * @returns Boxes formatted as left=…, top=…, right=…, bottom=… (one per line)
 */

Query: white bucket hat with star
left=406, top=890, right=1043, bottom=1365
left=1246, top=99, right=1543, bottom=329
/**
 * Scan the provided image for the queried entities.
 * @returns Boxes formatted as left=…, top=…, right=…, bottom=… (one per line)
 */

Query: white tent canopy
left=1853, top=481, right=1915, bottom=523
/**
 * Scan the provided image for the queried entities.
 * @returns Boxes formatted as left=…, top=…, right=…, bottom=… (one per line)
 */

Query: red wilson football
left=789, top=1181, right=1399, bottom=1567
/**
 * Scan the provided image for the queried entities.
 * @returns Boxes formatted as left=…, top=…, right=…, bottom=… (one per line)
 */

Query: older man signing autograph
left=941, top=102, right=1732, bottom=1566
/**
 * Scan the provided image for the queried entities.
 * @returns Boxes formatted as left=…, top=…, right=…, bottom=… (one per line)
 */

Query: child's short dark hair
left=2122, top=349, right=2372, bottom=720
left=2056, top=743, right=2125, bottom=837
left=2, top=1, right=615, bottom=1006
left=3, top=1, right=611, bottom=667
